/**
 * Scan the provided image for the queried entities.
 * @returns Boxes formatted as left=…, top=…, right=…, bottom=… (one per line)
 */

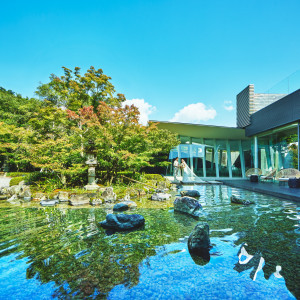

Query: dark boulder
left=230, top=195, right=254, bottom=205
left=113, top=201, right=137, bottom=211
left=180, top=190, right=200, bottom=198
left=113, top=203, right=129, bottom=212
left=174, top=196, right=203, bottom=218
left=100, top=214, right=145, bottom=231
left=188, top=222, right=211, bottom=257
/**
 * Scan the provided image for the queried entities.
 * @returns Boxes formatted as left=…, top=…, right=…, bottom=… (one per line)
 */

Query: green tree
left=25, top=106, right=84, bottom=186
left=0, top=122, right=32, bottom=171
left=36, top=66, right=126, bottom=111
left=0, top=87, right=42, bottom=126
left=67, top=103, right=179, bottom=182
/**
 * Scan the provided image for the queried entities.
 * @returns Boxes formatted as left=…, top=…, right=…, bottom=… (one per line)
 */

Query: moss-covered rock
left=9, top=177, right=24, bottom=186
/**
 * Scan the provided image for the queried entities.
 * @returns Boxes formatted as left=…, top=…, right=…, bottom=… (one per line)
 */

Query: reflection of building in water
left=234, top=244, right=282, bottom=282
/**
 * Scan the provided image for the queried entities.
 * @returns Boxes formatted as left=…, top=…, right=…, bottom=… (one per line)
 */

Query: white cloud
left=169, top=102, right=216, bottom=123
left=122, top=98, right=156, bottom=125
left=223, top=100, right=234, bottom=111
left=224, top=105, right=234, bottom=111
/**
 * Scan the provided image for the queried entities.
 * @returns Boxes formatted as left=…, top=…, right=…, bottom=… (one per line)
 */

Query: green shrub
left=27, top=172, right=63, bottom=192
left=10, top=176, right=25, bottom=186
left=66, top=167, right=88, bottom=187
left=142, top=174, right=165, bottom=181
left=7, top=172, right=30, bottom=178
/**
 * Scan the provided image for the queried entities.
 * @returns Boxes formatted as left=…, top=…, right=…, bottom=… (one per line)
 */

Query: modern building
left=154, top=86, right=300, bottom=179
left=236, top=84, right=286, bottom=128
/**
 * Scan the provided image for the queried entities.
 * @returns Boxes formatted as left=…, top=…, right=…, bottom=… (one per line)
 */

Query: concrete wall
left=236, top=85, right=253, bottom=128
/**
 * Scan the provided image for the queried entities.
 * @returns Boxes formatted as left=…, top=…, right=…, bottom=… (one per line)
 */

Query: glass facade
left=167, top=136, right=249, bottom=178
left=166, top=122, right=299, bottom=179
left=257, top=123, right=298, bottom=174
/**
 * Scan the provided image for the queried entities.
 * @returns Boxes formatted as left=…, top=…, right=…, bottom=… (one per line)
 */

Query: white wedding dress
left=181, top=162, right=202, bottom=183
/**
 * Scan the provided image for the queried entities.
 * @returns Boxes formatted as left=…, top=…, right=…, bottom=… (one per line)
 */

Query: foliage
left=7, top=172, right=31, bottom=178
left=0, top=87, right=42, bottom=126
left=9, top=176, right=26, bottom=186
left=27, top=172, right=64, bottom=193
left=67, top=103, right=179, bottom=183
left=36, top=66, right=126, bottom=111
left=24, top=106, right=84, bottom=186
left=0, top=67, right=179, bottom=188
left=0, top=122, right=33, bottom=171
left=142, top=174, right=165, bottom=181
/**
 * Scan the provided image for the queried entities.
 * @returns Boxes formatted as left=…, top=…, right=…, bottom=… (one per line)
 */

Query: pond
left=0, top=185, right=299, bottom=299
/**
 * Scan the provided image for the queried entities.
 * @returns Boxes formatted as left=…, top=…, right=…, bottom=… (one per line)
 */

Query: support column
left=269, top=139, right=274, bottom=169
left=278, top=144, right=283, bottom=169
left=214, top=140, right=219, bottom=178
left=239, top=140, right=246, bottom=178
left=189, top=137, right=194, bottom=173
left=298, top=121, right=300, bottom=170
left=226, top=140, right=232, bottom=178
left=203, top=146, right=206, bottom=178
left=254, top=136, right=258, bottom=169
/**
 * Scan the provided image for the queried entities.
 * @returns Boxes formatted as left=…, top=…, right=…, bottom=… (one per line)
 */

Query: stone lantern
left=84, top=146, right=100, bottom=191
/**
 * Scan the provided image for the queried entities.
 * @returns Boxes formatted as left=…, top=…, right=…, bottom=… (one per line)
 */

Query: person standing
left=180, top=159, right=188, bottom=182
left=173, top=157, right=180, bottom=181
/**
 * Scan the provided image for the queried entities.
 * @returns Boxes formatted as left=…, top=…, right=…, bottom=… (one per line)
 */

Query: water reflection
left=234, top=244, right=265, bottom=281
left=0, top=185, right=298, bottom=299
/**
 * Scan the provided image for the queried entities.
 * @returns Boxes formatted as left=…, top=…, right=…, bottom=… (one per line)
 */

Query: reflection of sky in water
left=0, top=185, right=299, bottom=299
left=109, top=238, right=294, bottom=300
left=0, top=253, right=56, bottom=299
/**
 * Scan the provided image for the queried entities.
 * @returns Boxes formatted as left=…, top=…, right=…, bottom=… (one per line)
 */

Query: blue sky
left=0, top=0, right=300, bottom=126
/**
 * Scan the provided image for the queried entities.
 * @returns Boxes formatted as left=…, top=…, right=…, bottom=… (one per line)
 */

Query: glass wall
left=166, top=123, right=299, bottom=178
left=229, top=141, right=242, bottom=177
left=242, top=140, right=254, bottom=171
left=257, top=123, right=298, bottom=174
left=167, top=135, right=250, bottom=178
left=216, top=140, right=229, bottom=177
left=191, top=138, right=204, bottom=177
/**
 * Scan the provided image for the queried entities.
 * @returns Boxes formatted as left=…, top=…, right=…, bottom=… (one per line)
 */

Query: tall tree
left=67, top=103, right=179, bottom=182
left=36, top=66, right=126, bottom=111
left=25, top=106, right=83, bottom=185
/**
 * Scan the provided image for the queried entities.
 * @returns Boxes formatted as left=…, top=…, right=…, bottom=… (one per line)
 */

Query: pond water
left=0, top=185, right=299, bottom=299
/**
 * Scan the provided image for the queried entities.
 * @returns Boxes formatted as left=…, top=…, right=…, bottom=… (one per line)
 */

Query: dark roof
left=245, top=89, right=300, bottom=136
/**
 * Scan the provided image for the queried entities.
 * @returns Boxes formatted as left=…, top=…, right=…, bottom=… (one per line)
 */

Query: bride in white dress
left=180, top=159, right=201, bottom=183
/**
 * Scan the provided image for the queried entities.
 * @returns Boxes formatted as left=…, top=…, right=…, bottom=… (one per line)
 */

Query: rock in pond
left=230, top=195, right=254, bottom=205
left=22, top=189, right=32, bottom=201
left=91, top=198, right=103, bottom=206
left=151, top=193, right=171, bottom=201
left=180, top=190, right=200, bottom=198
left=7, top=194, right=21, bottom=205
left=101, top=187, right=117, bottom=203
left=33, top=192, right=46, bottom=201
left=40, top=199, right=59, bottom=207
left=100, top=214, right=145, bottom=231
left=174, top=196, right=203, bottom=218
left=54, top=191, right=69, bottom=203
left=188, top=222, right=211, bottom=259
left=113, top=201, right=137, bottom=212
left=69, top=193, right=94, bottom=206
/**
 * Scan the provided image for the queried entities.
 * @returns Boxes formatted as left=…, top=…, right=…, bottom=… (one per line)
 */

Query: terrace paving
left=221, top=179, right=300, bottom=202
